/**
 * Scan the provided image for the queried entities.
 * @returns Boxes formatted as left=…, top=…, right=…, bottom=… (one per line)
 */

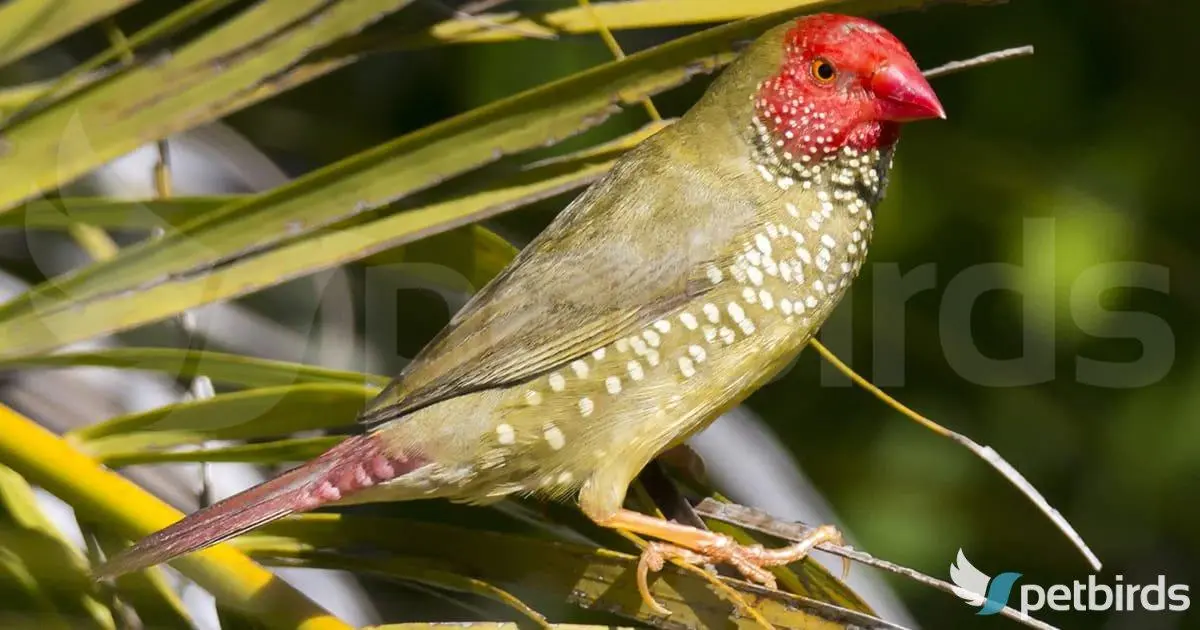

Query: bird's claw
left=635, top=524, right=844, bottom=615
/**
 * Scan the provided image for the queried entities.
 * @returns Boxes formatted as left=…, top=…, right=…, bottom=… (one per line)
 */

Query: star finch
left=100, top=12, right=944, bottom=607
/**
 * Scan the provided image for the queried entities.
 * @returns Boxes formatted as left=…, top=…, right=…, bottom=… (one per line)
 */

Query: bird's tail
left=96, top=434, right=423, bottom=578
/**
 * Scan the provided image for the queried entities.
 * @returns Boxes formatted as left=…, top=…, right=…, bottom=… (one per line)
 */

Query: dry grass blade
left=923, top=45, right=1035, bottom=79
left=695, top=500, right=1061, bottom=630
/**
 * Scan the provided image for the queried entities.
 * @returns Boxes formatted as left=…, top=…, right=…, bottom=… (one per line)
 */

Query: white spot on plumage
left=627, top=360, right=645, bottom=381
left=605, top=376, right=622, bottom=394
left=571, top=360, right=589, bottom=379
left=593, top=347, right=606, bottom=361
left=703, top=303, right=720, bottom=323
left=642, top=330, right=661, bottom=347
left=746, top=266, right=764, bottom=286
left=755, top=233, right=773, bottom=256
left=680, top=312, right=698, bottom=330
left=548, top=373, right=565, bottom=392
left=524, top=390, right=542, bottom=406
left=579, top=397, right=594, bottom=417
left=689, top=345, right=707, bottom=362
left=678, top=356, right=696, bottom=378
left=645, top=349, right=660, bottom=367
left=759, top=290, right=774, bottom=310
left=496, top=423, right=516, bottom=445
left=654, top=320, right=671, bottom=334
left=727, top=302, right=746, bottom=323
left=544, top=425, right=566, bottom=450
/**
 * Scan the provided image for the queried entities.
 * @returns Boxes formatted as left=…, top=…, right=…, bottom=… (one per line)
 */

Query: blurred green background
left=2, top=0, right=1196, bottom=628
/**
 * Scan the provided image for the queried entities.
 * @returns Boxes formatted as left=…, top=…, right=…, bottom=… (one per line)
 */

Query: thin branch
left=578, top=0, right=661, bottom=121
left=806, top=42, right=1104, bottom=575
left=923, top=45, right=1035, bottom=79
left=808, top=340, right=1101, bottom=572
left=695, top=500, right=1060, bottom=630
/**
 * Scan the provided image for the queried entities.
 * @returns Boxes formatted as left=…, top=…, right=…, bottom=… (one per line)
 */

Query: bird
left=97, top=12, right=945, bottom=611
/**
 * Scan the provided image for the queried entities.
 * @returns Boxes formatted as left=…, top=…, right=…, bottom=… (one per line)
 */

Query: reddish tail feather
left=96, top=434, right=421, bottom=578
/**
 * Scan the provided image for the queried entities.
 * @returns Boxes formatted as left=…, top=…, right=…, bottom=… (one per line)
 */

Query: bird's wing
left=361, top=128, right=762, bottom=425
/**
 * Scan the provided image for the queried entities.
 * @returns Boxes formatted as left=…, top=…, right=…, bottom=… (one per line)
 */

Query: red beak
left=871, top=63, right=946, bottom=122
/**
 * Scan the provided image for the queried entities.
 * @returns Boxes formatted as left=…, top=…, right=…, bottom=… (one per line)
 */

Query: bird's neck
left=723, top=112, right=896, bottom=336
left=746, top=111, right=895, bottom=209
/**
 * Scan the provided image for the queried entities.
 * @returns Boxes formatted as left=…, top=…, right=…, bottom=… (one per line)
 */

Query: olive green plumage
left=99, top=13, right=944, bottom=580
left=353, top=21, right=886, bottom=520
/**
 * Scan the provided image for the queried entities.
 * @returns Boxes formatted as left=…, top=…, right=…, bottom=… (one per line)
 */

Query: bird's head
left=754, top=14, right=944, bottom=160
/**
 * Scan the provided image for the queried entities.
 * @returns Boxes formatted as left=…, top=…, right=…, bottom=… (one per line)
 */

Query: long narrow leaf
left=0, top=0, right=415, bottom=213
left=0, top=347, right=388, bottom=388
left=0, top=149, right=615, bottom=356
left=0, top=0, right=139, bottom=70
left=0, top=197, right=225, bottom=229
left=0, top=403, right=351, bottom=630
left=0, top=466, right=114, bottom=628
left=240, top=515, right=900, bottom=629
left=0, top=0, right=997, bottom=355
left=72, top=382, right=374, bottom=443
left=0, top=0, right=969, bottom=327
left=97, top=436, right=339, bottom=467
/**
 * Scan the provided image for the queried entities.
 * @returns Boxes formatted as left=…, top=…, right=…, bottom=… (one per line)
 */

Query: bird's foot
left=634, top=523, right=844, bottom=615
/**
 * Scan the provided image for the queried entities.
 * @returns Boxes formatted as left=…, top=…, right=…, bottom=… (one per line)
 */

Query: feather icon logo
left=950, top=549, right=1023, bottom=615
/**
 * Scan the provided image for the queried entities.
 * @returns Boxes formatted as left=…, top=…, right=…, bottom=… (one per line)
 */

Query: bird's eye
left=810, top=58, right=837, bottom=83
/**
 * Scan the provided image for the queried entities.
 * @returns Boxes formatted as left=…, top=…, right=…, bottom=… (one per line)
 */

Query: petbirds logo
left=949, top=549, right=1191, bottom=618
left=950, top=549, right=1023, bottom=615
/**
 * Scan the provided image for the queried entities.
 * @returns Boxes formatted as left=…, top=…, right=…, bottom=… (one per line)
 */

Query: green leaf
left=0, top=0, right=416, bottom=212
left=97, top=436, right=339, bottom=467
left=0, top=146, right=617, bottom=357
left=0, top=0, right=140, bottom=70
left=0, top=466, right=114, bottom=629
left=338, top=0, right=874, bottom=49
left=240, top=514, right=897, bottom=629
left=4, top=0, right=243, bottom=125
left=86, top=527, right=196, bottom=630
left=0, top=8, right=779, bottom=325
left=0, top=347, right=387, bottom=389
left=0, top=0, right=995, bottom=357
left=73, top=383, right=374, bottom=447
left=1, top=196, right=222, bottom=228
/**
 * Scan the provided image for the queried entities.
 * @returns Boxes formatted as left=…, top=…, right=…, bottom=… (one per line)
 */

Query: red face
left=754, top=14, right=945, bottom=159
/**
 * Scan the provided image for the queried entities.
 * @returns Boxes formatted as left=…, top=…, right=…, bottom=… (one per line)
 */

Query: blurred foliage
left=0, top=0, right=1196, bottom=629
